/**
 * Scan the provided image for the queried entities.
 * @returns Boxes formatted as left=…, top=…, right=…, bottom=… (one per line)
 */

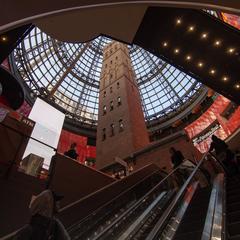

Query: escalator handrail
left=201, top=173, right=225, bottom=240
left=66, top=168, right=162, bottom=230
left=146, top=152, right=209, bottom=240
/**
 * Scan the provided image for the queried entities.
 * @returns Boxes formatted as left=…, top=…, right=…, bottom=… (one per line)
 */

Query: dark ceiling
left=133, top=7, right=240, bottom=105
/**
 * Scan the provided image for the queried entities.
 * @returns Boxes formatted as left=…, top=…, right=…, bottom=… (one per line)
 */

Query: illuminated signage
left=192, top=122, right=220, bottom=144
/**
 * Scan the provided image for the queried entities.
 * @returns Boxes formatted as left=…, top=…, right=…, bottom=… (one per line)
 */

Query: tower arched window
left=110, top=101, right=114, bottom=111
left=117, top=96, right=121, bottom=106
left=110, top=87, right=113, bottom=93
left=103, top=91, right=106, bottom=97
left=110, top=123, right=115, bottom=136
left=119, top=119, right=124, bottom=132
left=117, top=82, right=120, bottom=89
left=103, top=105, right=107, bottom=115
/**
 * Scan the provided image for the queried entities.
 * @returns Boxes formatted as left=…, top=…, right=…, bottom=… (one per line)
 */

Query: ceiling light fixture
left=163, top=42, right=168, bottom=47
left=228, top=48, right=235, bottom=53
left=201, top=33, right=208, bottom=39
left=0, top=36, right=7, bottom=42
left=236, top=84, right=240, bottom=89
left=198, top=62, right=203, bottom=67
left=186, top=55, right=191, bottom=61
left=210, top=69, right=216, bottom=74
left=222, top=76, right=228, bottom=81
left=189, top=26, right=195, bottom=32
left=214, top=40, right=221, bottom=46
left=174, top=48, right=180, bottom=54
left=176, top=19, right=182, bottom=25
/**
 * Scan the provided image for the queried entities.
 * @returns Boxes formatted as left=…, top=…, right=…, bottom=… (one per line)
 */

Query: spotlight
left=188, top=26, right=195, bottom=32
left=228, top=48, right=235, bottom=53
left=174, top=48, right=180, bottom=54
left=222, top=76, right=228, bottom=81
left=201, top=33, right=208, bottom=39
left=0, top=36, right=7, bottom=42
left=236, top=84, right=240, bottom=89
left=163, top=42, right=168, bottom=47
left=198, top=62, right=203, bottom=67
left=176, top=19, right=182, bottom=25
left=186, top=55, right=192, bottom=61
left=210, top=69, right=216, bottom=74
left=214, top=40, right=221, bottom=46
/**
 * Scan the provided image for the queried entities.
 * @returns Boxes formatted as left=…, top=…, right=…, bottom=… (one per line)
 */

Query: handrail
left=69, top=160, right=192, bottom=236
left=65, top=167, right=162, bottom=230
left=0, top=121, right=57, bottom=152
left=201, top=173, right=225, bottom=240
left=208, top=152, right=228, bottom=174
left=146, top=152, right=208, bottom=240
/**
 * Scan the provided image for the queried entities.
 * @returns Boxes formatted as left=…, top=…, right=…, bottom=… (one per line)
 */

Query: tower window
left=105, top=64, right=107, bottom=68
left=110, top=87, right=113, bottom=93
left=116, top=56, right=118, bottom=60
left=119, top=120, right=124, bottom=132
left=110, top=101, right=114, bottom=111
left=117, top=82, right=120, bottom=89
left=110, top=124, right=115, bottom=136
left=110, top=60, right=112, bottom=64
left=102, top=128, right=106, bottom=141
left=117, top=96, right=121, bottom=106
left=103, top=105, right=107, bottom=115
left=103, top=91, right=106, bottom=97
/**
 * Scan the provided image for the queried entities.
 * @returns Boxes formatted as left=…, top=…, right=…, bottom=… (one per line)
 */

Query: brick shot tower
left=96, top=41, right=149, bottom=169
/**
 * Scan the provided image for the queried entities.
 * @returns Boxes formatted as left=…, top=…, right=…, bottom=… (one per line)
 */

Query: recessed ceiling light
left=0, top=36, right=7, bottom=42
left=163, top=42, right=168, bottom=47
left=186, top=55, right=191, bottom=60
left=214, top=40, right=221, bottom=46
left=189, top=26, right=195, bottom=31
left=176, top=19, right=182, bottom=25
left=228, top=48, right=235, bottom=53
left=174, top=48, right=180, bottom=54
left=198, top=62, right=203, bottom=67
left=236, top=84, right=240, bottom=89
left=210, top=69, right=216, bottom=74
left=222, top=76, right=228, bottom=81
left=201, top=33, right=208, bottom=39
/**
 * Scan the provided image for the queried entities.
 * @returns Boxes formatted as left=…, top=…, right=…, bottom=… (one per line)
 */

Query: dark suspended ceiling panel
left=133, top=7, right=240, bottom=104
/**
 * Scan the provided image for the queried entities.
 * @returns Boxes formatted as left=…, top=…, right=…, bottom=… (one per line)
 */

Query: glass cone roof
left=13, top=27, right=203, bottom=127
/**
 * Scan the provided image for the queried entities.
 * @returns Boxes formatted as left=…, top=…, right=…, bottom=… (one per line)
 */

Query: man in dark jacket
left=169, top=147, right=184, bottom=169
left=64, top=142, right=78, bottom=160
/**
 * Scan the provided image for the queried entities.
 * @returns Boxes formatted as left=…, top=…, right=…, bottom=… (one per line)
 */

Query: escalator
left=68, top=154, right=229, bottom=240
left=67, top=160, right=200, bottom=240
left=67, top=169, right=167, bottom=240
